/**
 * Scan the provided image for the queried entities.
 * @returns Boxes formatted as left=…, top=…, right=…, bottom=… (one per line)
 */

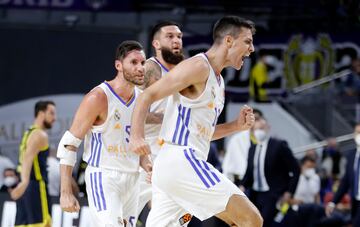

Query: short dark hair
left=150, top=20, right=181, bottom=40
left=115, top=40, right=144, bottom=61
left=35, top=100, right=55, bottom=117
left=301, top=155, right=316, bottom=165
left=3, top=168, right=16, bottom=173
left=213, top=15, right=255, bottom=43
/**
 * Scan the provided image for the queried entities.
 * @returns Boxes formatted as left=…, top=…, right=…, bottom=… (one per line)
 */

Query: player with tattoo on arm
left=136, top=21, right=185, bottom=221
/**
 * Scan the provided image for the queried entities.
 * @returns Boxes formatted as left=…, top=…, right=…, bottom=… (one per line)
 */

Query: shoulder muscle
left=143, top=59, right=161, bottom=89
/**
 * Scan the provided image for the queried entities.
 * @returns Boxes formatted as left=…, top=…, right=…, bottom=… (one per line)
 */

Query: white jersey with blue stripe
left=82, top=82, right=140, bottom=172
left=159, top=53, right=225, bottom=160
left=144, top=57, right=170, bottom=156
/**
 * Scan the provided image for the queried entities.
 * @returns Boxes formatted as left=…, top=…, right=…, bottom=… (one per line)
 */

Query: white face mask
left=355, top=134, right=360, bottom=146
left=254, top=129, right=267, bottom=142
left=303, top=168, right=316, bottom=178
left=3, top=176, right=17, bottom=187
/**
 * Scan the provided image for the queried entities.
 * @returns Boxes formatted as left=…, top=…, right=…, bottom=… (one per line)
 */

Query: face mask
left=355, top=134, right=360, bottom=146
left=254, top=129, right=267, bottom=142
left=303, top=168, right=315, bottom=178
left=3, top=176, right=17, bottom=187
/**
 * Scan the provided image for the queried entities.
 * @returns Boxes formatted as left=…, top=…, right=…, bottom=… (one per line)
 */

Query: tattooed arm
left=141, top=59, right=162, bottom=90
left=143, top=59, right=164, bottom=124
left=146, top=112, right=164, bottom=124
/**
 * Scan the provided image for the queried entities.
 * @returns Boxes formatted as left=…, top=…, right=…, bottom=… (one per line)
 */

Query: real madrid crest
left=114, top=109, right=121, bottom=121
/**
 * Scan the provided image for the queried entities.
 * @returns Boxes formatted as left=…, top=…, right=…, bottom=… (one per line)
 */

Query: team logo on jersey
left=179, top=213, right=192, bottom=225
left=207, top=101, right=215, bottom=109
left=114, top=123, right=121, bottom=129
left=157, top=138, right=165, bottom=146
left=114, top=109, right=121, bottom=121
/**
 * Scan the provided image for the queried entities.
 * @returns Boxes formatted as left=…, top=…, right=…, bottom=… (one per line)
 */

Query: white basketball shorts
left=146, top=143, right=245, bottom=226
left=85, top=165, right=140, bottom=227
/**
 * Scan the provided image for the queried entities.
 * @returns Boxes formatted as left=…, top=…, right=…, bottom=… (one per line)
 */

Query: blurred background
left=0, top=0, right=359, bottom=226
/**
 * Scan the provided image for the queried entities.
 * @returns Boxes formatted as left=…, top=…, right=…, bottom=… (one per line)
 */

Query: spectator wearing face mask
left=1, top=168, right=19, bottom=192
left=286, top=156, right=343, bottom=227
left=326, top=122, right=360, bottom=226
left=0, top=154, right=15, bottom=190
left=240, top=116, right=300, bottom=227
left=293, top=156, right=321, bottom=204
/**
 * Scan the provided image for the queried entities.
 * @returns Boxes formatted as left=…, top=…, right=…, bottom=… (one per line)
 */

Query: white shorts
left=146, top=144, right=245, bottom=227
left=137, top=169, right=152, bottom=216
left=136, top=141, right=160, bottom=222
left=85, top=165, right=140, bottom=227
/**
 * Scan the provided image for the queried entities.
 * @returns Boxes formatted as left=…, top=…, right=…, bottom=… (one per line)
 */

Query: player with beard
left=10, top=100, right=56, bottom=227
left=135, top=21, right=184, bottom=221
left=130, top=16, right=263, bottom=226
left=141, top=21, right=184, bottom=90
left=57, top=40, right=152, bottom=227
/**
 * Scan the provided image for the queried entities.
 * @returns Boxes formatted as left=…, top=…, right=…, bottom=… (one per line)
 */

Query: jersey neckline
left=154, top=57, right=170, bottom=72
left=103, top=81, right=136, bottom=107
left=203, top=53, right=222, bottom=86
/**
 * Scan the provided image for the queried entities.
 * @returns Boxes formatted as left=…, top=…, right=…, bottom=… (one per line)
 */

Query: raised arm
left=58, top=88, right=106, bottom=212
left=10, top=130, right=48, bottom=200
left=129, top=57, right=209, bottom=155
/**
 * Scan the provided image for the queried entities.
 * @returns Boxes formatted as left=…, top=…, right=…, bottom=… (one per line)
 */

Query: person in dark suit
left=241, top=117, right=300, bottom=227
left=326, top=122, right=360, bottom=226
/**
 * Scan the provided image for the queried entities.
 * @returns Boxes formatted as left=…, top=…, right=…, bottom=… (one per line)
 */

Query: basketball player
left=57, top=41, right=152, bottom=227
left=130, top=16, right=263, bottom=226
left=10, top=100, right=56, bottom=227
left=136, top=20, right=184, bottom=220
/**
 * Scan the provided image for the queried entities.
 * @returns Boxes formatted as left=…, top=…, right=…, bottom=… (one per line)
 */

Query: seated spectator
left=293, top=156, right=321, bottom=204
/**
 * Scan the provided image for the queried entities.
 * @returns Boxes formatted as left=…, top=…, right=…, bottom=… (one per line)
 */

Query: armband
left=57, top=130, right=82, bottom=167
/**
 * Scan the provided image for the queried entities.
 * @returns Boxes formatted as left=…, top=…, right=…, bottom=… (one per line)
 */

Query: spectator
left=241, top=116, right=300, bottom=227
left=0, top=168, right=18, bottom=192
left=293, top=156, right=321, bottom=204
left=0, top=154, right=15, bottom=189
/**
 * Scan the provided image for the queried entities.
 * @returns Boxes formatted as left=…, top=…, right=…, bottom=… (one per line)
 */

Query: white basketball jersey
left=83, top=82, right=140, bottom=172
left=145, top=57, right=169, bottom=155
left=159, top=53, right=225, bottom=160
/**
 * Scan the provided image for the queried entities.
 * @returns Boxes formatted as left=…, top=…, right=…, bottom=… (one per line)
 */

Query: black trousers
left=250, top=190, right=279, bottom=227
